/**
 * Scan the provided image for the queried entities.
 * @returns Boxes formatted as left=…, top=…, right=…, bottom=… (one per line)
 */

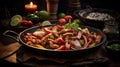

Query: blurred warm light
left=30, top=2, right=33, bottom=6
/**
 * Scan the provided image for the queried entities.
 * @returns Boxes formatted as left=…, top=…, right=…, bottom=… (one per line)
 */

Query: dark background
left=0, top=0, right=120, bottom=32
left=0, top=0, right=120, bottom=19
left=0, top=0, right=46, bottom=19
left=0, top=0, right=120, bottom=34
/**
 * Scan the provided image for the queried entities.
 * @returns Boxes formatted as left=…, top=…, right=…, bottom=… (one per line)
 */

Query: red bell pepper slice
left=44, top=27, right=52, bottom=34
left=56, top=25, right=64, bottom=30
left=55, top=37, right=65, bottom=45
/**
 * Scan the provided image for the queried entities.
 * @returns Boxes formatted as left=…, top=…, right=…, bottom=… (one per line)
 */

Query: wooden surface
left=0, top=36, right=21, bottom=63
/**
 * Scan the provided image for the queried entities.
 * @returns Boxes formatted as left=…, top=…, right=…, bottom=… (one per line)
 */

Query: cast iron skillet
left=74, top=8, right=120, bottom=30
left=3, top=25, right=106, bottom=58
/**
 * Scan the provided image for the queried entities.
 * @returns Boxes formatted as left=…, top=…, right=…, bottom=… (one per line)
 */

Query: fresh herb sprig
left=64, top=19, right=79, bottom=30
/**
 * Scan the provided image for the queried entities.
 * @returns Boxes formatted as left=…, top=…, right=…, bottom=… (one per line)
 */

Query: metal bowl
left=105, top=40, right=120, bottom=61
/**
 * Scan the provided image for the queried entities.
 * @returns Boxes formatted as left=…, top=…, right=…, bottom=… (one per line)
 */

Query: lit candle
left=25, top=2, right=37, bottom=13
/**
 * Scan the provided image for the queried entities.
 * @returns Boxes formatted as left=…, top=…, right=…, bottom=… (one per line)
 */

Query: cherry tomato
left=26, top=21, right=33, bottom=27
left=21, top=20, right=33, bottom=27
left=64, top=15, right=73, bottom=22
left=56, top=25, right=64, bottom=30
left=58, top=18, right=67, bottom=24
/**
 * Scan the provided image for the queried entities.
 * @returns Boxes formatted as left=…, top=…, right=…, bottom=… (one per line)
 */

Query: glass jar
left=103, top=21, right=119, bottom=40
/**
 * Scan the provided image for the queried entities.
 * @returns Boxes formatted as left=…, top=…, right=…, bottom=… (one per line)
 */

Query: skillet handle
left=3, top=30, right=19, bottom=42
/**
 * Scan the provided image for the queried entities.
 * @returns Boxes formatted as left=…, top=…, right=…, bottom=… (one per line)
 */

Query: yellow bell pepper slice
left=36, top=44, right=47, bottom=50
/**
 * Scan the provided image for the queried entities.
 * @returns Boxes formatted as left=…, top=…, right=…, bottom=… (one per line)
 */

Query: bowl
left=105, top=40, right=120, bottom=61
left=76, top=8, right=120, bottom=30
